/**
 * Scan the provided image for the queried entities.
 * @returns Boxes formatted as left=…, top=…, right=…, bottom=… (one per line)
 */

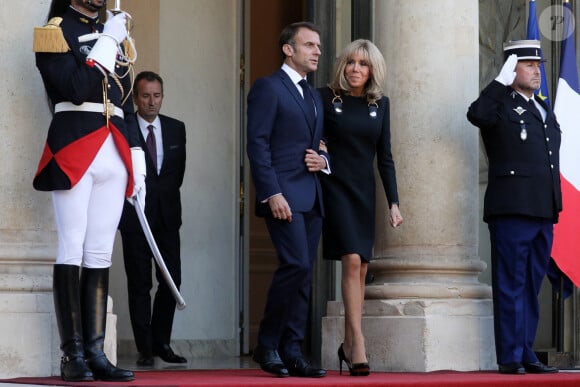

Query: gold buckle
left=103, top=101, right=115, bottom=119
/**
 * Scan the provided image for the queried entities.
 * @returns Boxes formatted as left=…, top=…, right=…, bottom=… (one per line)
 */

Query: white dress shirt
left=136, top=114, right=164, bottom=174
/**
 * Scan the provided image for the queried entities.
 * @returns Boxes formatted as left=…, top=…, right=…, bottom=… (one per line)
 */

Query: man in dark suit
left=246, top=21, right=329, bottom=378
left=467, top=40, right=561, bottom=375
left=118, top=71, right=187, bottom=367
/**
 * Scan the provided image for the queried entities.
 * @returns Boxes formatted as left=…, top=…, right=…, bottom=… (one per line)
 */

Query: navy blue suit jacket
left=247, top=69, right=327, bottom=217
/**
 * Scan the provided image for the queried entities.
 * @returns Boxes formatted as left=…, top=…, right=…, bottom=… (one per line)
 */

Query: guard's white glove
left=495, top=54, right=518, bottom=86
left=129, top=148, right=146, bottom=209
left=103, top=10, right=128, bottom=44
left=86, top=11, right=127, bottom=73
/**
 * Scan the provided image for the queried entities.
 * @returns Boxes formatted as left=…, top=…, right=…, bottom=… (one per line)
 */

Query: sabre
left=134, top=195, right=187, bottom=310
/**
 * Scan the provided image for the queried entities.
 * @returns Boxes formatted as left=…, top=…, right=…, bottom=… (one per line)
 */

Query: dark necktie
left=528, top=98, right=542, bottom=119
left=298, top=79, right=316, bottom=124
left=146, top=124, right=157, bottom=171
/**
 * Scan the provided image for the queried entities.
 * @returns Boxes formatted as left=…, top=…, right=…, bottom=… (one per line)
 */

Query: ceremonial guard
left=33, top=0, right=144, bottom=382
left=467, top=40, right=561, bottom=375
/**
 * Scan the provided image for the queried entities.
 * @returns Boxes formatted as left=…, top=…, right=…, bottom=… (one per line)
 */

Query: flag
left=551, top=1, right=580, bottom=288
left=526, top=0, right=551, bottom=107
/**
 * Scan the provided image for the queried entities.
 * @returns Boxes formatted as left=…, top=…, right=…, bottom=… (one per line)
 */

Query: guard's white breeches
left=52, top=134, right=128, bottom=268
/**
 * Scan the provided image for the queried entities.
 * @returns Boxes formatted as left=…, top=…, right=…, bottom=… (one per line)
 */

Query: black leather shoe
left=60, top=355, right=94, bottom=382
left=153, top=344, right=187, bottom=363
left=523, top=361, right=558, bottom=373
left=498, top=362, right=526, bottom=374
left=136, top=353, right=154, bottom=367
left=87, top=354, right=135, bottom=381
left=252, top=346, right=289, bottom=377
left=286, top=357, right=326, bottom=378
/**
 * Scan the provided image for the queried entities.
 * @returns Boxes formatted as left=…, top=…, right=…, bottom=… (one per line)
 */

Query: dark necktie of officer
left=528, top=98, right=542, bottom=120
left=146, top=124, right=157, bottom=171
left=298, top=79, right=316, bottom=124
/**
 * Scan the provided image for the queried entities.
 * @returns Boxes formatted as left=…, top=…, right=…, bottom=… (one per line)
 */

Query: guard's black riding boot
left=81, top=267, right=134, bottom=382
left=53, top=264, right=94, bottom=382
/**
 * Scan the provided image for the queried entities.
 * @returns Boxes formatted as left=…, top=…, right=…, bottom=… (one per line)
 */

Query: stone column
left=0, top=2, right=58, bottom=378
left=322, top=0, right=496, bottom=372
left=0, top=2, right=117, bottom=378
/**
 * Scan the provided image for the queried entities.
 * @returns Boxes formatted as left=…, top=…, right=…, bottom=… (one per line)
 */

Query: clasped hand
left=304, top=149, right=325, bottom=172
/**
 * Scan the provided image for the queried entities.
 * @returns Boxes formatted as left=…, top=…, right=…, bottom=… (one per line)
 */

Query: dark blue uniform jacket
left=467, top=80, right=562, bottom=223
left=34, top=7, right=139, bottom=194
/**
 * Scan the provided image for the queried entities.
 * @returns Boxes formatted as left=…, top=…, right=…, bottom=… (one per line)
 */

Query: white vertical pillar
left=0, top=0, right=60, bottom=378
left=0, top=2, right=118, bottom=377
left=322, top=0, right=496, bottom=371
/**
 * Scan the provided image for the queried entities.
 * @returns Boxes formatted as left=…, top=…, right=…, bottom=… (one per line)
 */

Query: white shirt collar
left=281, top=63, right=306, bottom=86
left=515, top=91, right=535, bottom=103
left=136, top=113, right=161, bottom=133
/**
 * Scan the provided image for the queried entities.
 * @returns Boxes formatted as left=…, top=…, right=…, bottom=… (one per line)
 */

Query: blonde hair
left=329, top=39, right=386, bottom=102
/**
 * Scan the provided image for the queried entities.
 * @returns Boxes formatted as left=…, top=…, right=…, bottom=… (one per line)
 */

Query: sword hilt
left=111, top=0, right=122, bottom=13
left=110, top=0, right=133, bottom=31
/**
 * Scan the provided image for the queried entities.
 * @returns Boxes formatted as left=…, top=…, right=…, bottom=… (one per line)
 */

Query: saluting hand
left=495, top=54, right=518, bottom=86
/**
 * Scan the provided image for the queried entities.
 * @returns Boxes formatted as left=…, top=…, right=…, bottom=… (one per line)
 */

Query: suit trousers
left=258, top=207, right=322, bottom=361
left=120, top=226, right=181, bottom=354
left=488, top=215, right=553, bottom=365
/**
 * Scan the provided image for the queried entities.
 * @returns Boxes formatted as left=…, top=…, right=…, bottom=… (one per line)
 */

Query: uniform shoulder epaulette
left=33, top=17, right=70, bottom=53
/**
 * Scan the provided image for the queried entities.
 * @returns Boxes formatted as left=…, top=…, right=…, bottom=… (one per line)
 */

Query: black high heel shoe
left=338, top=343, right=370, bottom=376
